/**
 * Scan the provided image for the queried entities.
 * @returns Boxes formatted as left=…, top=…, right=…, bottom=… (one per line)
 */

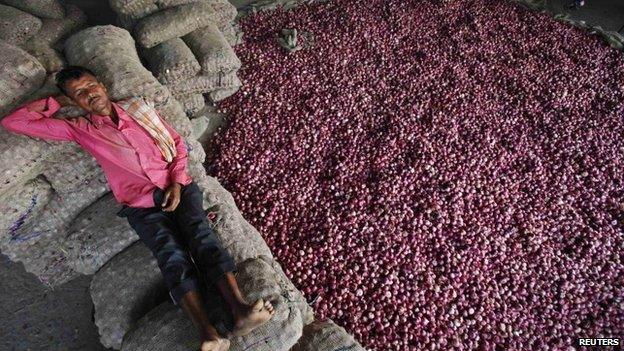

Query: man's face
left=64, top=73, right=113, bottom=116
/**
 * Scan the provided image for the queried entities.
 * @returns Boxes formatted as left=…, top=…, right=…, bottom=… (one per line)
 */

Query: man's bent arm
left=0, top=97, right=75, bottom=142
left=155, top=110, right=193, bottom=186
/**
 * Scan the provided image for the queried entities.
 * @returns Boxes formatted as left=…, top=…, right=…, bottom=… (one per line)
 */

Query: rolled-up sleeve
left=1, top=97, right=75, bottom=142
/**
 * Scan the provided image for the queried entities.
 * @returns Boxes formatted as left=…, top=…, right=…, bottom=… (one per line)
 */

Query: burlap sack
left=133, top=1, right=237, bottom=48
left=64, top=25, right=170, bottom=107
left=38, top=142, right=109, bottom=207
left=121, top=256, right=304, bottom=351
left=0, top=143, right=89, bottom=288
left=22, top=43, right=65, bottom=73
left=0, top=41, right=46, bottom=117
left=0, top=0, right=65, bottom=19
left=154, top=97, right=194, bottom=137
left=184, top=161, right=216, bottom=212
left=204, top=201, right=274, bottom=263
left=109, top=0, right=159, bottom=17
left=21, top=4, right=87, bottom=51
left=63, top=25, right=139, bottom=63
left=212, top=0, right=237, bottom=25
left=118, top=0, right=218, bottom=22
left=268, top=257, right=315, bottom=326
left=191, top=109, right=226, bottom=146
left=121, top=301, right=198, bottom=351
left=221, top=24, right=244, bottom=47
left=141, top=38, right=201, bottom=85
left=90, top=233, right=306, bottom=350
left=174, top=93, right=205, bottom=117
left=0, top=4, right=42, bottom=45
left=116, top=3, right=160, bottom=31
left=190, top=114, right=209, bottom=138
left=0, top=175, right=54, bottom=247
left=90, top=241, right=169, bottom=350
left=291, top=320, right=366, bottom=351
left=182, top=23, right=241, bottom=75
left=18, top=74, right=60, bottom=104
left=165, top=70, right=240, bottom=95
left=31, top=176, right=110, bottom=236
left=4, top=156, right=108, bottom=283
left=0, top=140, right=115, bottom=288
left=63, top=192, right=139, bottom=275
left=156, top=0, right=200, bottom=8
left=116, top=13, right=136, bottom=31
left=217, top=256, right=305, bottom=351
left=208, top=83, right=241, bottom=103
left=0, top=131, right=51, bottom=200
left=39, top=142, right=108, bottom=205
left=0, top=215, right=80, bottom=287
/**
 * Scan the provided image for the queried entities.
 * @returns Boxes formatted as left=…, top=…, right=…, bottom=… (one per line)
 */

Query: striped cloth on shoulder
left=117, top=96, right=177, bottom=163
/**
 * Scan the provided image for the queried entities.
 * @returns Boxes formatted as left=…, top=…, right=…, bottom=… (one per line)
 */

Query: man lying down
left=1, top=66, right=274, bottom=351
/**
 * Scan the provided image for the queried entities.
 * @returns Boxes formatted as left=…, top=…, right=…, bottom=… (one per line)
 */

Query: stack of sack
left=108, top=0, right=244, bottom=125
left=0, top=0, right=87, bottom=74
left=0, top=1, right=102, bottom=286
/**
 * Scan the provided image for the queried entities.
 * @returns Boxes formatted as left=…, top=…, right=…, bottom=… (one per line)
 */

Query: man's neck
left=110, top=104, right=118, bottom=118
left=109, top=105, right=120, bottom=125
left=88, top=102, right=119, bottom=126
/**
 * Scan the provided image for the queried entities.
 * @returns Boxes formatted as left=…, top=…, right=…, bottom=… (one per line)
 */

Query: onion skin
left=207, top=0, right=624, bottom=349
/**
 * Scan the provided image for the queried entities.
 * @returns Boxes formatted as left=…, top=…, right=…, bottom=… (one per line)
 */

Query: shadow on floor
left=0, top=253, right=113, bottom=351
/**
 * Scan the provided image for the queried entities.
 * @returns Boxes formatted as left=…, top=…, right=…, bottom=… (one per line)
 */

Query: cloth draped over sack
left=117, top=96, right=177, bottom=163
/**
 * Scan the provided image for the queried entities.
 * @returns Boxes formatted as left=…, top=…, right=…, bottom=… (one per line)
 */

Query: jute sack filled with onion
left=64, top=25, right=170, bottom=107
left=0, top=0, right=65, bottom=19
left=0, top=41, right=46, bottom=117
left=121, top=256, right=306, bottom=351
left=141, top=38, right=201, bottom=85
left=182, top=22, right=241, bottom=75
left=133, top=1, right=236, bottom=49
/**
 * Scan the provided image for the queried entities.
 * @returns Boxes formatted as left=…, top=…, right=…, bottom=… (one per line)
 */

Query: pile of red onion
left=206, top=0, right=624, bottom=349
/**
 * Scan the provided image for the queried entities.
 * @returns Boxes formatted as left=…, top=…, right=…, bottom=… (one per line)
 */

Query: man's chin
left=88, top=101, right=110, bottom=115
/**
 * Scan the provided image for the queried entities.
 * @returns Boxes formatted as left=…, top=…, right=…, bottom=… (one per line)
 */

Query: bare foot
left=199, top=330, right=230, bottom=351
left=232, top=299, right=276, bottom=337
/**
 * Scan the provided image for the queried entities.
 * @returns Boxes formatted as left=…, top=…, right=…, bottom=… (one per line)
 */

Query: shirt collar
left=88, top=101, right=129, bottom=128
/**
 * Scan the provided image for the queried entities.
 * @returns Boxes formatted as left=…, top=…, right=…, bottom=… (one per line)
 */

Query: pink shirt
left=1, top=96, right=193, bottom=208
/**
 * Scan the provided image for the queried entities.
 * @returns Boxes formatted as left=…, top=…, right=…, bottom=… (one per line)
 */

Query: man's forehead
left=67, top=74, right=99, bottom=89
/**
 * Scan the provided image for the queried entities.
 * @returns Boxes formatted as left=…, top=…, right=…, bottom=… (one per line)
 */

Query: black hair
left=55, top=66, right=98, bottom=96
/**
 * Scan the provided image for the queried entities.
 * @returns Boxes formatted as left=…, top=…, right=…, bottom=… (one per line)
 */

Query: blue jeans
left=116, top=181, right=236, bottom=307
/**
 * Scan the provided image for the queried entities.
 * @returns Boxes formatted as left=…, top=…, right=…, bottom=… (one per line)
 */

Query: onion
left=206, top=0, right=624, bottom=349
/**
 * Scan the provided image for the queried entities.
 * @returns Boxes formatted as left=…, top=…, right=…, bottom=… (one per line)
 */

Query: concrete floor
left=1, top=1, right=623, bottom=350
left=0, top=254, right=111, bottom=351
left=546, top=0, right=624, bottom=34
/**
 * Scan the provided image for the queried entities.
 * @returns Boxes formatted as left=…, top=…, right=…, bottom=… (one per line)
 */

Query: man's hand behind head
left=24, top=96, right=72, bottom=113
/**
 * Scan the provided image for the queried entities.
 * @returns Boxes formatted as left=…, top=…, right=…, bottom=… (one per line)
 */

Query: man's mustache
left=88, top=95, right=101, bottom=104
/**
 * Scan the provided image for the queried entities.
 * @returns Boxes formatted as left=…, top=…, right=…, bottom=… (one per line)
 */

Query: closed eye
left=76, top=84, right=96, bottom=96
